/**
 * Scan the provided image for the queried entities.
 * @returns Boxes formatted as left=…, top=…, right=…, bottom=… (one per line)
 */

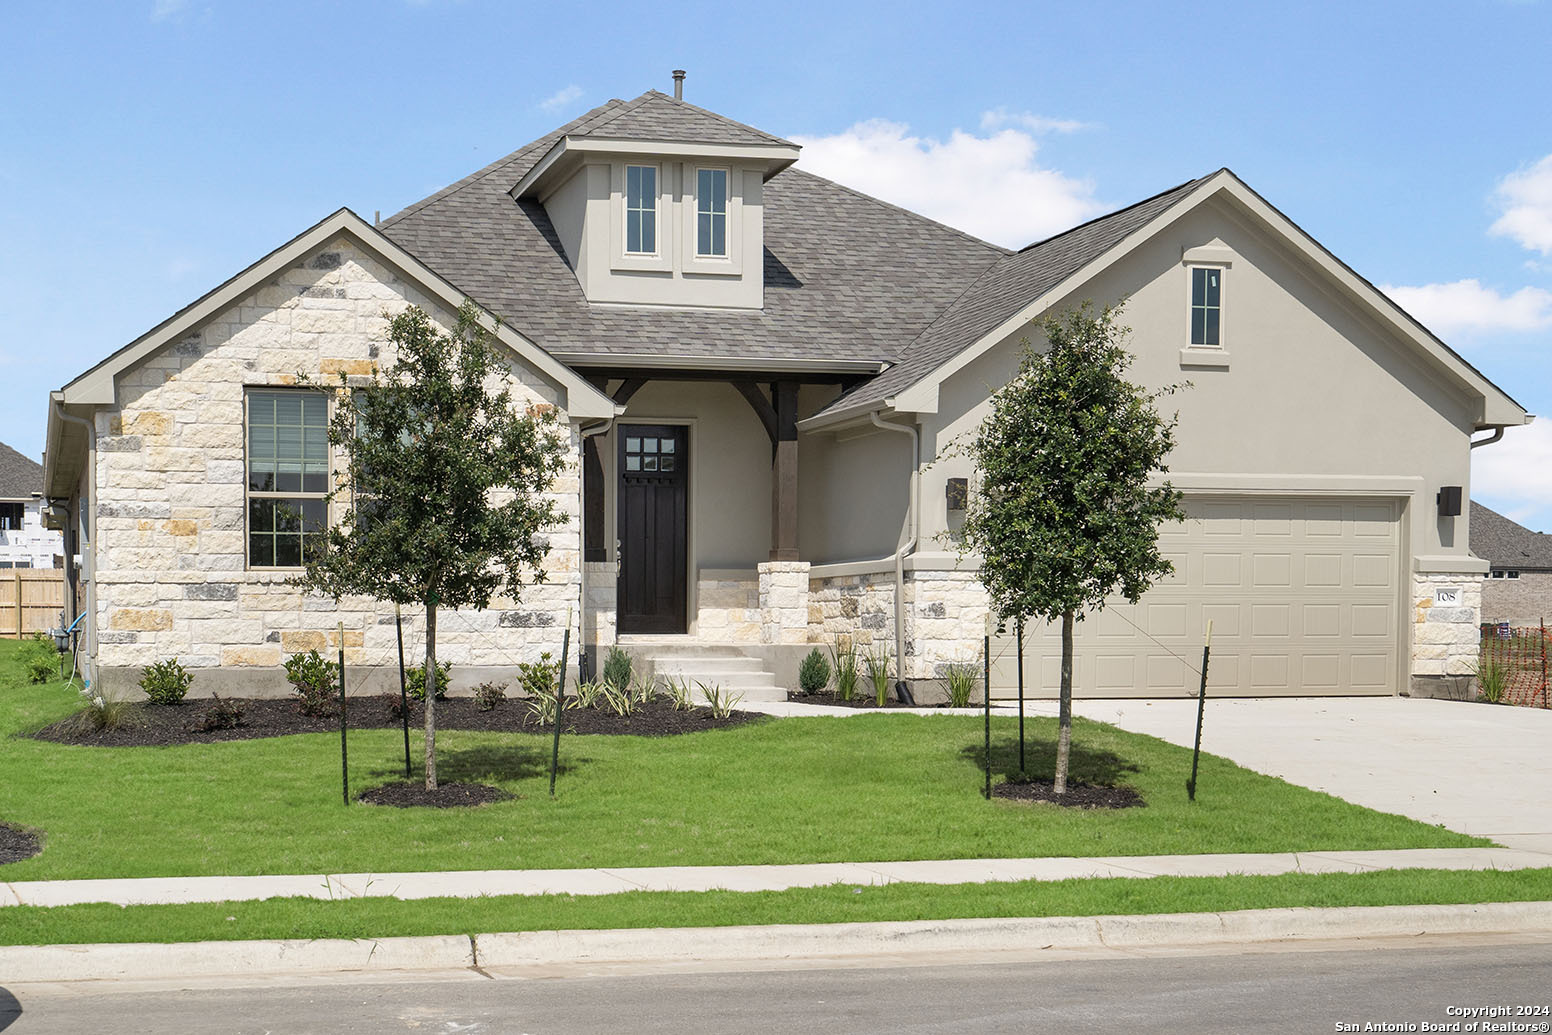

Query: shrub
left=139, top=658, right=192, bottom=705
left=474, top=681, right=507, bottom=712
left=516, top=652, right=559, bottom=700
left=863, top=647, right=892, bottom=707
left=284, top=650, right=338, bottom=716
left=698, top=681, right=743, bottom=719
left=201, top=693, right=246, bottom=731
left=523, top=689, right=566, bottom=727
left=798, top=648, right=831, bottom=694
left=631, top=675, right=658, bottom=705
left=831, top=639, right=860, bottom=702
left=663, top=675, right=695, bottom=711
left=574, top=680, right=605, bottom=709
left=1476, top=655, right=1509, bottom=705
left=599, top=681, right=636, bottom=717
left=939, top=662, right=979, bottom=708
left=602, top=646, right=632, bottom=692
left=63, top=692, right=146, bottom=734
left=406, top=660, right=452, bottom=701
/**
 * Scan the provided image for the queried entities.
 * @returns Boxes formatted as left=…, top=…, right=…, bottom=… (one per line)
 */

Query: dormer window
left=1190, top=267, right=1223, bottom=347
left=625, top=164, right=658, bottom=254
left=696, top=168, right=728, bottom=257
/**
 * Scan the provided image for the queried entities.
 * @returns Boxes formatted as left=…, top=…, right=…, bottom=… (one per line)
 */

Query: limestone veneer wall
left=1409, top=573, right=1483, bottom=697
left=92, top=236, right=583, bottom=697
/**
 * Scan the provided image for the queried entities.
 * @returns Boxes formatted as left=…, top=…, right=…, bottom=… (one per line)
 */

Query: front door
left=617, top=425, right=688, bottom=634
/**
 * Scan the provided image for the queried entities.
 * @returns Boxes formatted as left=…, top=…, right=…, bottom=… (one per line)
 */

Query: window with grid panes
left=696, top=168, right=728, bottom=257
left=622, top=433, right=676, bottom=473
left=625, top=165, right=657, bottom=254
left=247, top=390, right=329, bottom=567
left=1190, top=267, right=1222, bottom=346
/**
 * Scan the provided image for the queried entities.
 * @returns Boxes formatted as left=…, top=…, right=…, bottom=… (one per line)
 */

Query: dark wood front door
left=617, top=425, right=688, bottom=634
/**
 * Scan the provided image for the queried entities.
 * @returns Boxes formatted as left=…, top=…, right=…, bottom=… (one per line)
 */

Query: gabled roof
left=570, top=90, right=795, bottom=148
left=1470, top=501, right=1552, bottom=571
left=381, top=103, right=1007, bottom=372
left=0, top=441, right=42, bottom=500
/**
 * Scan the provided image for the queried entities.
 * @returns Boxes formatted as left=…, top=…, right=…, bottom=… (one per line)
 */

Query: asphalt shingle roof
left=380, top=91, right=1206, bottom=418
left=1471, top=501, right=1552, bottom=571
left=0, top=441, right=42, bottom=500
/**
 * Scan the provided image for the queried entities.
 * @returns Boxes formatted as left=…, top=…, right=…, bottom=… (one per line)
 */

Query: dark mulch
left=28, top=695, right=764, bottom=747
left=0, top=822, right=42, bottom=865
left=787, top=690, right=920, bottom=709
left=991, top=780, right=1146, bottom=810
left=357, top=781, right=513, bottom=809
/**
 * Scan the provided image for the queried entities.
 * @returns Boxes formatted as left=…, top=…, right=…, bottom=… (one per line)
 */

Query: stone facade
left=1481, top=572, right=1552, bottom=627
left=758, top=561, right=809, bottom=645
left=92, top=236, right=583, bottom=696
left=694, top=570, right=762, bottom=643
left=1409, top=573, right=1483, bottom=696
left=808, top=571, right=897, bottom=651
left=904, top=568, right=990, bottom=681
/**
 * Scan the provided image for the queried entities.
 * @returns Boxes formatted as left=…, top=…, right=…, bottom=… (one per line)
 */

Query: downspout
left=1469, top=426, right=1505, bottom=449
left=578, top=419, right=614, bottom=683
left=870, top=412, right=919, bottom=702
left=51, top=399, right=96, bottom=691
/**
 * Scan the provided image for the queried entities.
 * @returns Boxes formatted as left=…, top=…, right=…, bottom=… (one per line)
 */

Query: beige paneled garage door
left=988, top=496, right=1401, bottom=699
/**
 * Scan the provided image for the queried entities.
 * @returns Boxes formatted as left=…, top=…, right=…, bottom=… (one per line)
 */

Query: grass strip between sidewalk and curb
left=4, top=868, right=1552, bottom=946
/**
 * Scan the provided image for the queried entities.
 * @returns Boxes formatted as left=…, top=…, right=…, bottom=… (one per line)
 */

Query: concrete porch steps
left=643, top=648, right=786, bottom=703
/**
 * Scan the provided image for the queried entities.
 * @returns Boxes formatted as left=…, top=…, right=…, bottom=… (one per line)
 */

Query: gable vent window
left=696, top=168, right=728, bottom=257
left=625, top=165, right=658, bottom=254
left=1190, top=267, right=1223, bottom=347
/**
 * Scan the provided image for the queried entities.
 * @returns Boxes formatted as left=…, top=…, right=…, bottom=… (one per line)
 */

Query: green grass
left=0, top=640, right=1479, bottom=883
left=3, top=868, right=1550, bottom=946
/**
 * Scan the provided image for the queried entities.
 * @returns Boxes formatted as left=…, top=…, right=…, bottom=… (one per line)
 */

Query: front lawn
left=0, top=640, right=1479, bottom=882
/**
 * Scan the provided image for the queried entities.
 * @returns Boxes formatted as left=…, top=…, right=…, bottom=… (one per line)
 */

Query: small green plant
left=64, top=691, right=146, bottom=734
left=201, top=693, right=246, bottom=731
left=138, top=658, right=192, bottom=705
left=20, top=632, right=58, bottom=684
left=574, top=680, right=606, bottom=709
left=663, top=675, right=695, bottom=711
left=863, top=646, right=892, bottom=707
left=631, top=675, right=658, bottom=705
left=798, top=648, right=831, bottom=694
left=516, top=652, right=559, bottom=700
left=1476, top=655, right=1510, bottom=705
left=406, top=660, right=452, bottom=701
left=600, top=681, right=637, bottom=718
left=602, top=646, right=633, bottom=692
left=831, top=639, right=860, bottom=702
left=698, top=681, right=743, bottom=719
left=523, top=689, right=567, bottom=727
left=939, top=662, right=979, bottom=708
left=474, top=681, right=508, bottom=712
left=284, top=650, right=338, bottom=716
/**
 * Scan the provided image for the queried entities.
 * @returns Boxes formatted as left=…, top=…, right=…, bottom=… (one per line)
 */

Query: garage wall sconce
left=946, top=477, right=968, bottom=512
left=1436, top=485, right=1462, bottom=517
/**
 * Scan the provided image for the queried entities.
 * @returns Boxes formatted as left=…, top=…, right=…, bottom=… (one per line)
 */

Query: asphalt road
left=6, top=937, right=1551, bottom=1034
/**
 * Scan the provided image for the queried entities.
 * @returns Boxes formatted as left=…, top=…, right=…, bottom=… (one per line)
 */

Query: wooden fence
left=0, top=570, right=66, bottom=639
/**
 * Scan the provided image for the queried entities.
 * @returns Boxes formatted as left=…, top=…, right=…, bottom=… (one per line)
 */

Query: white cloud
left=979, top=109, right=1093, bottom=134
left=1490, top=154, right=1552, bottom=255
left=150, top=0, right=188, bottom=21
left=539, top=85, right=583, bottom=114
left=1379, top=279, right=1552, bottom=335
left=1474, top=419, right=1552, bottom=532
left=791, top=119, right=1102, bottom=248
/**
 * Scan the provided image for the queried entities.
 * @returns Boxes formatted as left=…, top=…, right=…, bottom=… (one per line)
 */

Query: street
left=5, top=935, right=1550, bottom=1034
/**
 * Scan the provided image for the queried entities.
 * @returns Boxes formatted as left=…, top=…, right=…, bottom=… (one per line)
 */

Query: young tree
left=298, top=302, right=568, bottom=790
left=958, top=302, right=1184, bottom=795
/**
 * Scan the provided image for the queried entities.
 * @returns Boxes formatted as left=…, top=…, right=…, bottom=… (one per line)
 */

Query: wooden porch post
left=771, top=381, right=799, bottom=562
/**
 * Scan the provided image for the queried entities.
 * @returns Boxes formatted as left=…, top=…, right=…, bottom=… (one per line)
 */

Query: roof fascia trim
left=512, top=136, right=800, bottom=198
left=59, top=208, right=618, bottom=421
left=559, top=352, right=888, bottom=375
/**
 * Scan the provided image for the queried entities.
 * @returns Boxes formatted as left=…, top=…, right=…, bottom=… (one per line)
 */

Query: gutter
left=1469, top=426, right=1506, bottom=449
left=50, top=397, right=96, bottom=691
left=869, top=412, right=920, bottom=700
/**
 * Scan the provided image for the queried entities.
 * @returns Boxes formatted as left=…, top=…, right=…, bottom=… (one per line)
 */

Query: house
left=0, top=441, right=61, bottom=570
left=1470, top=502, right=1552, bottom=626
left=41, top=84, right=1529, bottom=700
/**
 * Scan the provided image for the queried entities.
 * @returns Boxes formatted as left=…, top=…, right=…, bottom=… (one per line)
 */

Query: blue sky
left=3, top=1, right=1550, bottom=525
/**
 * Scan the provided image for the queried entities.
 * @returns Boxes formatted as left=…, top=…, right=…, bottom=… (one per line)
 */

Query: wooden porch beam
left=733, top=381, right=778, bottom=445
left=612, top=378, right=649, bottom=406
left=771, top=380, right=800, bottom=562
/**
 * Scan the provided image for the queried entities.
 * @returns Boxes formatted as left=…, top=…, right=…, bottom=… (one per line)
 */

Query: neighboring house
left=41, top=86, right=1529, bottom=700
left=0, top=441, right=61, bottom=570
left=1470, top=502, right=1552, bottom=626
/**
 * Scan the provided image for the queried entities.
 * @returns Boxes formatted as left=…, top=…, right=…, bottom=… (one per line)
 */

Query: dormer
left=512, top=90, right=799, bottom=310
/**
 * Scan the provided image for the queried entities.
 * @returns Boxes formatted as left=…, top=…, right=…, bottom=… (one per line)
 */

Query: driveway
left=1054, top=696, right=1552, bottom=851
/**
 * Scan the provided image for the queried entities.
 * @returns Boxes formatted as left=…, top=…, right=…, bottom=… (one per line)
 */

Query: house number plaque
left=1434, top=587, right=1462, bottom=606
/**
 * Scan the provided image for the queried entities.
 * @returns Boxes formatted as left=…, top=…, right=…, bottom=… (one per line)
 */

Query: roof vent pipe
left=672, top=69, right=685, bottom=100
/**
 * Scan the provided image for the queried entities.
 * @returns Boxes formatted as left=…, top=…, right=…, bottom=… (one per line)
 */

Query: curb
left=3, top=902, right=1551, bottom=984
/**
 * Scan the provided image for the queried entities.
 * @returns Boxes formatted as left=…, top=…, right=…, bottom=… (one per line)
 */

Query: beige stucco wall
left=89, top=235, right=583, bottom=696
left=798, top=420, right=912, bottom=565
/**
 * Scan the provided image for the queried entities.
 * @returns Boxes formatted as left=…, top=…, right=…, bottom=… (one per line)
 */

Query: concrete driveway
left=1055, top=696, right=1552, bottom=851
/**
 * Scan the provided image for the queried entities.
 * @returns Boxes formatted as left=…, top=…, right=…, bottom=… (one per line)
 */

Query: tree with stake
left=298, top=302, right=568, bottom=791
left=955, top=301, right=1184, bottom=796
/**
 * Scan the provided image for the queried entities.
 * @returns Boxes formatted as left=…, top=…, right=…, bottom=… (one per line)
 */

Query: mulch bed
left=357, top=781, right=513, bottom=809
left=0, top=823, right=42, bottom=865
left=787, top=690, right=921, bottom=709
left=992, top=780, right=1146, bottom=810
left=28, top=696, right=764, bottom=748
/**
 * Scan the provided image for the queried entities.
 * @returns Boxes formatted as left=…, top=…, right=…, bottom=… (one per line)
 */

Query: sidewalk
left=7, top=845, right=1552, bottom=909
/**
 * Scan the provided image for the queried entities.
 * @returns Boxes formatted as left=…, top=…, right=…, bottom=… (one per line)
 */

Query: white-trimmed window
left=625, top=164, right=658, bottom=255
left=1190, top=267, right=1223, bottom=347
left=696, top=167, right=728, bottom=257
left=1490, top=569, right=1521, bottom=580
left=246, top=390, right=329, bottom=568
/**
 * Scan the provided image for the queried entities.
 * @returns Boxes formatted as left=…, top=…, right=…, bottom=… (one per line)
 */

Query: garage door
left=988, top=496, right=1401, bottom=698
